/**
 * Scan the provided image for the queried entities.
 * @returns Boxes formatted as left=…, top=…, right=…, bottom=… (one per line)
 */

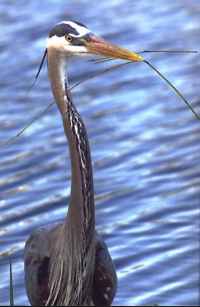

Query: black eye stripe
left=49, top=23, right=79, bottom=38
left=69, top=34, right=91, bottom=46
left=71, top=37, right=83, bottom=46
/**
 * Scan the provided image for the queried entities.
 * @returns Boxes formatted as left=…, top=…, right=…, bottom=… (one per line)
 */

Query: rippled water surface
left=0, top=0, right=200, bottom=305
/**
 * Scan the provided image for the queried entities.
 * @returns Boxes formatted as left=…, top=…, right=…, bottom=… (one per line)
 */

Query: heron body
left=24, top=20, right=142, bottom=306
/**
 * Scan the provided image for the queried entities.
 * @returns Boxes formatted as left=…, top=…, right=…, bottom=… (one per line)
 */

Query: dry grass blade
left=144, top=59, right=200, bottom=120
left=1, top=51, right=199, bottom=148
left=70, top=60, right=131, bottom=90
left=88, top=57, right=114, bottom=64
left=140, top=50, right=199, bottom=54
left=0, top=102, right=55, bottom=148
left=0, top=60, right=131, bottom=148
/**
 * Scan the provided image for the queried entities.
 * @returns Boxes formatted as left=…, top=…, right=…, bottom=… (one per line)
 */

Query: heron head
left=47, top=20, right=143, bottom=62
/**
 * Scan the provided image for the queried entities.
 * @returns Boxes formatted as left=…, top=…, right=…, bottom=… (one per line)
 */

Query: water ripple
left=0, top=0, right=200, bottom=306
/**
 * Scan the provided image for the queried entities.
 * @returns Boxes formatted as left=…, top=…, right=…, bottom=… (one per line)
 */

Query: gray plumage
left=24, top=20, right=117, bottom=306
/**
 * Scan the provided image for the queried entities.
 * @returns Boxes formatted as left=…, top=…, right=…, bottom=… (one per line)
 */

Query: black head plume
left=35, top=48, right=47, bottom=81
left=27, top=48, right=47, bottom=95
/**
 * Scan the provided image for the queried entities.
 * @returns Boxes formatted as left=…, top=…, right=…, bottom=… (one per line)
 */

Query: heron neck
left=47, top=49, right=95, bottom=236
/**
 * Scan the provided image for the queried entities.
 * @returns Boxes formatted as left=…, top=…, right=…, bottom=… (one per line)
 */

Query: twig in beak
left=1, top=47, right=199, bottom=148
left=144, top=59, right=200, bottom=120
left=0, top=61, right=132, bottom=148
left=70, top=61, right=131, bottom=90
left=140, top=50, right=199, bottom=54
left=0, top=102, right=55, bottom=148
left=90, top=52, right=200, bottom=120
left=89, top=57, right=115, bottom=64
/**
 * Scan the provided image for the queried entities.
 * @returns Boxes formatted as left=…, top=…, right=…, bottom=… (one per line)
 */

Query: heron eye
left=65, top=34, right=73, bottom=43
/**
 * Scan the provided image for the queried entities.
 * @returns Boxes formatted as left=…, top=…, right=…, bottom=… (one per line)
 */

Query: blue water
left=0, top=0, right=200, bottom=305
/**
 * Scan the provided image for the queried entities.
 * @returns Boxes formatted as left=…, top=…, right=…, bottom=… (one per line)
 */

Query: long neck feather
left=47, top=49, right=95, bottom=305
left=47, top=49, right=95, bottom=234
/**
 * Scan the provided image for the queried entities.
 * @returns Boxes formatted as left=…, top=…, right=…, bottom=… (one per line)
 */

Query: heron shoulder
left=24, top=223, right=63, bottom=305
left=93, top=232, right=118, bottom=306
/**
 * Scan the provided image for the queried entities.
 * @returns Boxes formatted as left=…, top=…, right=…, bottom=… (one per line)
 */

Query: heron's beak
left=85, top=34, right=143, bottom=62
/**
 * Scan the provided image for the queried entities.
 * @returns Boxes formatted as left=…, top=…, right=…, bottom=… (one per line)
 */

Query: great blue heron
left=24, top=20, right=143, bottom=306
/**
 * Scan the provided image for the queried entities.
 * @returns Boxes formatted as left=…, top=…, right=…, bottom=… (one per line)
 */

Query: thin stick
left=0, top=102, right=55, bottom=147
left=90, top=50, right=199, bottom=64
left=89, top=57, right=114, bottom=64
left=0, top=61, right=131, bottom=148
left=144, top=59, right=200, bottom=120
left=2, top=55, right=200, bottom=149
left=70, top=61, right=131, bottom=90
left=0, top=49, right=48, bottom=147
left=92, top=56, right=200, bottom=119
left=140, top=50, right=198, bottom=54
left=89, top=49, right=199, bottom=65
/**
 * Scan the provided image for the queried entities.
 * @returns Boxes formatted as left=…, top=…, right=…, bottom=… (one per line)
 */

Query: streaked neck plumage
left=48, top=48, right=95, bottom=233
left=47, top=48, right=95, bottom=305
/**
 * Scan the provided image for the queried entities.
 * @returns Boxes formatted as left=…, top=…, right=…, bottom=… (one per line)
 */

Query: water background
left=0, top=0, right=200, bottom=305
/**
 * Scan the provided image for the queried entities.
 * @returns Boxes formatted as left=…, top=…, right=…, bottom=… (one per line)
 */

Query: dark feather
left=93, top=236, right=117, bottom=306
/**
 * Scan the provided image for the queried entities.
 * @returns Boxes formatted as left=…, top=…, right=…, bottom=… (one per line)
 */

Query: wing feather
left=92, top=235, right=117, bottom=306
